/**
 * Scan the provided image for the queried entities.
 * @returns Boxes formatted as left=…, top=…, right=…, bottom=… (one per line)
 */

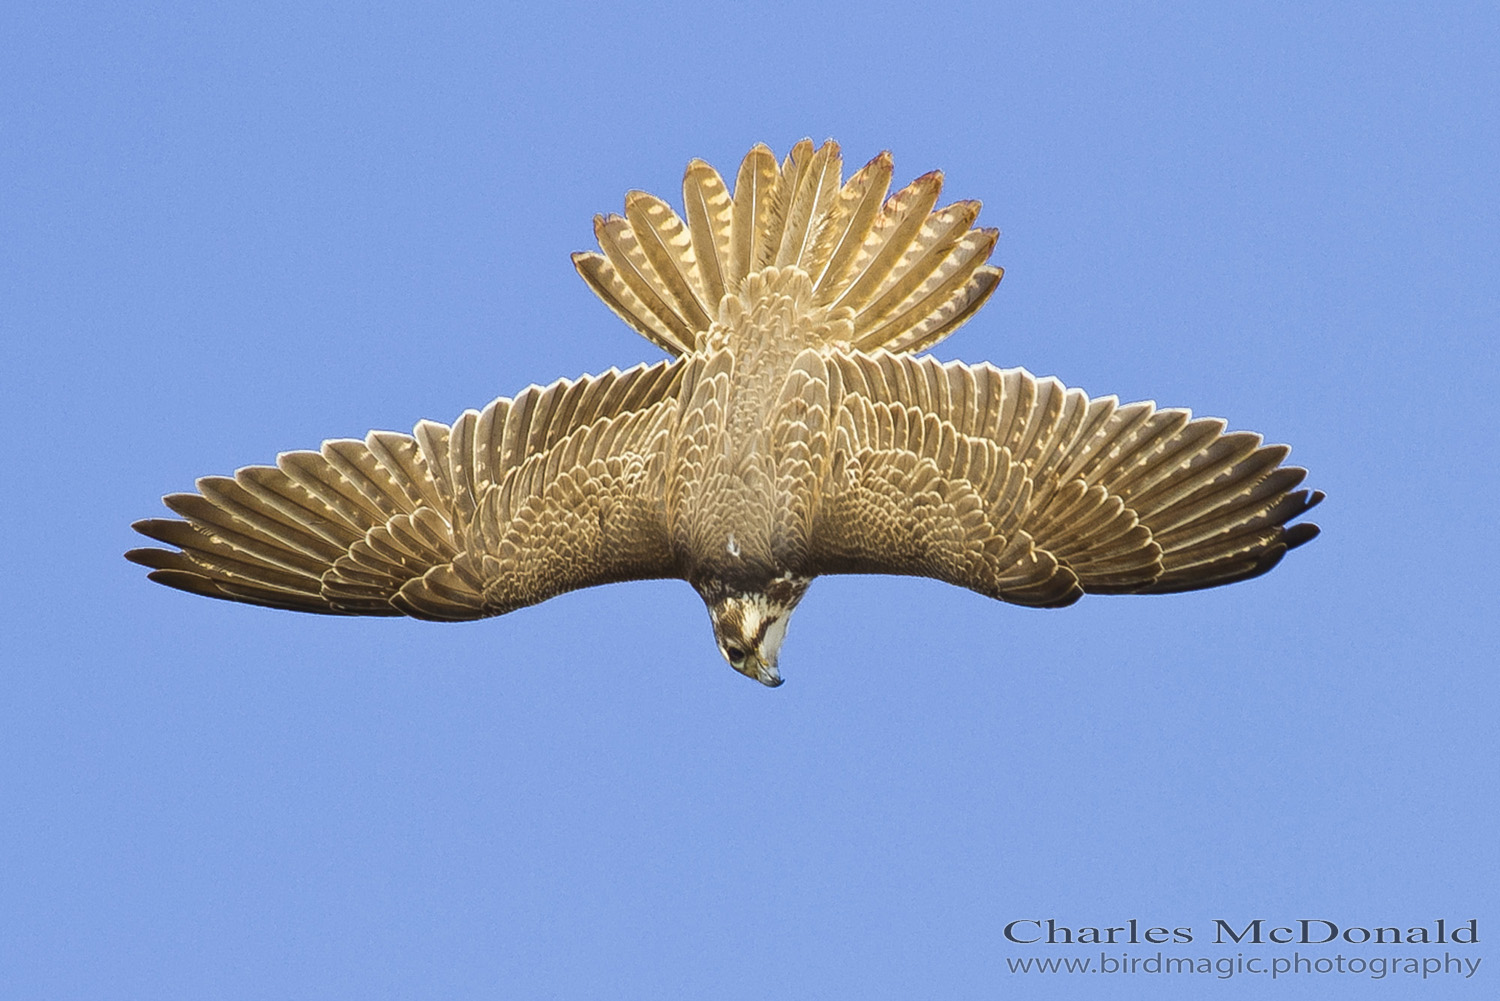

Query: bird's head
left=702, top=576, right=810, bottom=687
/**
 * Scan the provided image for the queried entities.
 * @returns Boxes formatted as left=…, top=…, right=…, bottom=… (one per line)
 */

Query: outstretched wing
left=128, top=361, right=686, bottom=620
left=803, top=352, right=1322, bottom=607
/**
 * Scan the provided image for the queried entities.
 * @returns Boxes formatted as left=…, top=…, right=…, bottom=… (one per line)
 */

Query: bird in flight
left=129, top=140, right=1322, bottom=686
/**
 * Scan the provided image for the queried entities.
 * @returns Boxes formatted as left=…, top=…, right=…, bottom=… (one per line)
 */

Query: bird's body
left=130, top=140, right=1322, bottom=685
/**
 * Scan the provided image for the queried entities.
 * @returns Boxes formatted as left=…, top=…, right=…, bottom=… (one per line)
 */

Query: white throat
left=736, top=593, right=791, bottom=662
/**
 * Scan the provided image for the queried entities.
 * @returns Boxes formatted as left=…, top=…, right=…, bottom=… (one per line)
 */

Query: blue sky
left=4, top=3, right=1496, bottom=997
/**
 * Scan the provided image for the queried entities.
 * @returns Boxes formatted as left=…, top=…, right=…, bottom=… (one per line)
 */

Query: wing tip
left=1283, top=520, right=1321, bottom=551
left=124, top=545, right=177, bottom=569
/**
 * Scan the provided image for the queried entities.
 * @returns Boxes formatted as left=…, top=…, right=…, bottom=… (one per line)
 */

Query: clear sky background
left=4, top=3, right=1496, bottom=998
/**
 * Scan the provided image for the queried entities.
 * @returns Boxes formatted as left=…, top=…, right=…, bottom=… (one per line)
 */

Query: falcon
left=128, top=140, right=1322, bottom=686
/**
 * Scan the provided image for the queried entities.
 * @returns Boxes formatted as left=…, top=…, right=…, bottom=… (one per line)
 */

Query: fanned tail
left=573, top=140, right=1003, bottom=357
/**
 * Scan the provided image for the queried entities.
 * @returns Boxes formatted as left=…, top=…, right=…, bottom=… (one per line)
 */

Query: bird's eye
left=725, top=645, right=746, bottom=662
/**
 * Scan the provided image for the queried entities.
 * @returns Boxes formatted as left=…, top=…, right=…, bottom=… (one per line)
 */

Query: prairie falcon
left=128, top=140, right=1322, bottom=686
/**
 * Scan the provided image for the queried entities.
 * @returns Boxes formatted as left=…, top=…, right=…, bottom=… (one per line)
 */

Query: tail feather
left=805, top=151, right=893, bottom=293
left=731, top=143, right=780, bottom=281
left=681, top=159, right=733, bottom=309
left=573, top=140, right=1003, bottom=356
left=853, top=199, right=981, bottom=330
left=770, top=139, right=841, bottom=270
left=853, top=225, right=1000, bottom=354
left=590, top=214, right=697, bottom=354
left=623, top=191, right=713, bottom=332
left=829, top=170, right=944, bottom=316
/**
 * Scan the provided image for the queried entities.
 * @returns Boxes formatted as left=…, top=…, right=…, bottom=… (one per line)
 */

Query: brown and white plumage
left=129, top=140, right=1321, bottom=686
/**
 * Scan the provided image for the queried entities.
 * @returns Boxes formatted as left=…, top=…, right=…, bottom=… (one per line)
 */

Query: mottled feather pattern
left=768, top=351, right=838, bottom=565
left=132, top=140, right=1320, bottom=684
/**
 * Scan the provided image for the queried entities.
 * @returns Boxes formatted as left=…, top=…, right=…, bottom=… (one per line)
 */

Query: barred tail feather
left=573, top=140, right=1003, bottom=356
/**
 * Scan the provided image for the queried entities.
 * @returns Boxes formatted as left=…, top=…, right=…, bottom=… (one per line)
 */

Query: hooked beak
left=731, top=653, right=783, bottom=688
